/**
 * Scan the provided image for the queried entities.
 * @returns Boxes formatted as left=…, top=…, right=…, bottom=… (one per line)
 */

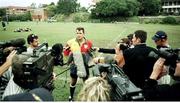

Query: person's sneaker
left=69, top=96, right=73, bottom=101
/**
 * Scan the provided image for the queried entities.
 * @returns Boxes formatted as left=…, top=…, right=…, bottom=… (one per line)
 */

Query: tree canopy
left=91, top=0, right=140, bottom=18
left=56, top=0, right=79, bottom=15
left=0, top=8, right=6, bottom=17
left=137, top=0, right=161, bottom=16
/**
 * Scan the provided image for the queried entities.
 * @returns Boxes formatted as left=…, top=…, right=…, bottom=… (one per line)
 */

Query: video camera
left=117, top=38, right=131, bottom=51
left=92, top=64, right=144, bottom=101
left=0, top=38, right=27, bottom=65
left=13, top=43, right=64, bottom=91
left=148, top=48, right=180, bottom=74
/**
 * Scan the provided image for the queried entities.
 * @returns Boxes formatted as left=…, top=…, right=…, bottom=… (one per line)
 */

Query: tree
left=56, top=0, right=78, bottom=15
left=125, top=0, right=140, bottom=16
left=30, top=3, right=37, bottom=9
left=46, top=5, right=57, bottom=17
left=79, top=7, right=88, bottom=12
left=0, top=8, right=6, bottom=17
left=50, top=2, right=55, bottom=6
left=91, top=0, right=139, bottom=18
left=38, top=3, right=43, bottom=8
left=137, top=0, right=161, bottom=16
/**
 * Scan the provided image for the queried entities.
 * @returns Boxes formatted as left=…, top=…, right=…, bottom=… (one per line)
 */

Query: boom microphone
left=10, top=38, right=26, bottom=47
left=51, top=43, right=64, bottom=66
left=73, top=51, right=87, bottom=78
left=0, top=38, right=26, bottom=48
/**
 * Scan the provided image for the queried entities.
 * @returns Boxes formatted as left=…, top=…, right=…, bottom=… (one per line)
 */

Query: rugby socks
left=69, top=84, right=76, bottom=101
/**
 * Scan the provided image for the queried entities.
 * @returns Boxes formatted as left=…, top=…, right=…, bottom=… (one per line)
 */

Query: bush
left=72, top=12, right=90, bottom=23
left=127, top=16, right=139, bottom=22
left=91, top=19, right=101, bottom=23
left=8, top=12, right=31, bottom=21
left=54, top=14, right=66, bottom=22
left=141, top=18, right=160, bottom=24
left=162, top=16, right=177, bottom=24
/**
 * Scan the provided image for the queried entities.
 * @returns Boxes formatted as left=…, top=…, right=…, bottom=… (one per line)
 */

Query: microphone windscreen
left=52, top=43, right=63, bottom=55
left=11, top=38, right=26, bottom=47
left=73, top=51, right=87, bottom=78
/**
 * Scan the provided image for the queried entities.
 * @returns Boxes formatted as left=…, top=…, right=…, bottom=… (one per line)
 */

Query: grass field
left=0, top=22, right=180, bottom=101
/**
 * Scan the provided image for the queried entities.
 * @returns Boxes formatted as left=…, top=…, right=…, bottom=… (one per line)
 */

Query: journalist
left=117, top=30, right=158, bottom=88
left=77, top=77, right=111, bottom=101
left=0, top=50, right=16, bottom=99
left=93, top=37, right=132, bottom=54
left=127, top=33, right=134, bottom=48
left=92, top=37, right=131, bottom=67
left=3, top=87, right=54, bottom=101
left=63, top=27, right=93, bottom=101
left=2, top=54, right=30, bottom=99
left=143, top=58, right=180, bottom=101
left=0, top=50, right=16, bottom=76
left=0, top=38, right=26, bottom=100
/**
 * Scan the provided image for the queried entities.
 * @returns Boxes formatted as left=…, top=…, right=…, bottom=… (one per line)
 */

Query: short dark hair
left=27, top=34, right=38, bottom=44
left=76, top=27, right=85, bottom=33
left=134, top=30, right=147, bottom=43
left=12, top=54, right=30, bottom=79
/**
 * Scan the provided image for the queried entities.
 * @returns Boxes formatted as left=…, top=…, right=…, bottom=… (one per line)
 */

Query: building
left=3, top=6, right=30, bottom=15
left=161, top=0, right=180, bottom=14
left=30, top=8, right=48, bottom=21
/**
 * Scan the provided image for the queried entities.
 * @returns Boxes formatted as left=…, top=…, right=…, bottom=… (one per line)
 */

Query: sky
left=0, top=0, right=92, bottom=8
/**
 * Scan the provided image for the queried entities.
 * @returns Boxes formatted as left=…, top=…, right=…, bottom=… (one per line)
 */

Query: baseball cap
left=152, top=31, right=167, bottom=41
left=3, top=88, right=54, bottom=101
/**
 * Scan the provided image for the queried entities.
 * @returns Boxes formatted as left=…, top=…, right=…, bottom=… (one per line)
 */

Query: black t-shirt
left=123, top=44, right=158, bottom=88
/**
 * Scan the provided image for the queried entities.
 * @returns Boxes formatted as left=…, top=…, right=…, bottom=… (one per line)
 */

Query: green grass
left=0, top=22, right=180, bottom=101
left=1, top=22, right=180, bottom=48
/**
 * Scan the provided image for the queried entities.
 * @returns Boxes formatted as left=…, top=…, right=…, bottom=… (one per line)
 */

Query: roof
left=0, top=6, right=30, bottom=9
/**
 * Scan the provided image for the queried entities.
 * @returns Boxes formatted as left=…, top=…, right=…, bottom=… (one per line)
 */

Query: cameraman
left=0, top=50, right=16, bottom=76
left=152, top=31, right=170, bottom=49
left=2, top=54, right=31, bottom=98
left=117, top=30, right=158, bottom=88
left=152, top=31, right=171, bottom=84
left=143, top=58, right=180, bottom=101
left=27, top=34, right=39, bottom=53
